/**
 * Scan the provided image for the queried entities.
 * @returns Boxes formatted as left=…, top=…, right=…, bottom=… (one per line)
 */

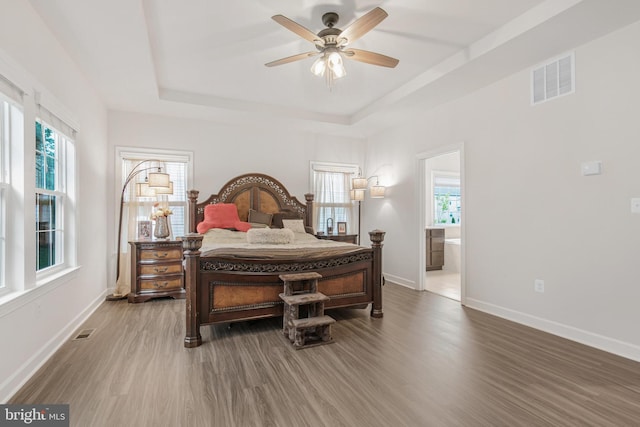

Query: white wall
left=0, top=1, right=109, bottom=401
left=107, top=111, right=366, bottom=288
left=365, top=21, right=640, bottom=360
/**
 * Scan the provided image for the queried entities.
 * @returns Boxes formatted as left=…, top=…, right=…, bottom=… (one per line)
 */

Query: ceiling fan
left=265, top=7, right=399, bottom=87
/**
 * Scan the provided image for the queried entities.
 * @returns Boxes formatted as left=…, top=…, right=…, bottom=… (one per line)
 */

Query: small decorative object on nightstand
left=337, top=221, right=347, bottom=234
left=128, top=240, right=185, bottom=303
left=326, top=218, right=334, bottom=234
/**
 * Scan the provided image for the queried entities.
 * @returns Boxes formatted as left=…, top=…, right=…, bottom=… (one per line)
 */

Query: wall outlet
left=534, top=279, right=545, bottom=293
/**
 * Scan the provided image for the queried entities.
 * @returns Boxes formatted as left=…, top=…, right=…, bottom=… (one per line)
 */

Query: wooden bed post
left=187, top=189, right=199, bottom=233
left=369, top=229, right=385, bottom=318
left=182, top=233, right=203, bottom=348
left=304, top=193, right=314, bottom=230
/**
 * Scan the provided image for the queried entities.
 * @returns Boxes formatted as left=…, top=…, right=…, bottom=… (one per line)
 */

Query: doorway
left=417, top=146, right=464, bottom=302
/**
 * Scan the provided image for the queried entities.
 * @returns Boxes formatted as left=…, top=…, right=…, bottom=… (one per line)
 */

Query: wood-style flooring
left=10, top=283, right=640, bottom=427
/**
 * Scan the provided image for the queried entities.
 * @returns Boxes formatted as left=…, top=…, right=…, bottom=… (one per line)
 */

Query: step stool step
left=291, top=315, right=335, bottom=329
left=278, top=272, right=322, bottom=282
left=279, top=292, right=329, bottom=306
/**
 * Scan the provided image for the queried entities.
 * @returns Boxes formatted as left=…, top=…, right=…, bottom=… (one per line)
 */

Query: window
left=0, top=99, right=9, bottom=290
left=160, top=161, right=187, bottom=236
left=118, top=149, right=192, bottom=251
left=35, top=120, right=68, bottom=271
left=433, top=173, right=461, bottom=225
left=0, top=71, right=24, bottom=296
left=310, top=162, right=358, bottom=234
left=0, top=65, right=77, bottom=299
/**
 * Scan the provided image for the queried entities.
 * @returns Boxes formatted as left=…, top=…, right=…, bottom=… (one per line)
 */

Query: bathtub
left=443, top=238, right=461, bottom=272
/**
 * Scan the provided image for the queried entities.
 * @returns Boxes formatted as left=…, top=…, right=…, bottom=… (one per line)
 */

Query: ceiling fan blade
left=271, top=15, right=324, bottom=46
left=338, top=7, right=388, bottom=46
left=342, top=48, right=399, bottom=68
left=265, top=51, right=319, bottom=67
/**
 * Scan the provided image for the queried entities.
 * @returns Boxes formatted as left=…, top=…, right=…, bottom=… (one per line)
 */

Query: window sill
left=0, top=266, right=80, bottom=318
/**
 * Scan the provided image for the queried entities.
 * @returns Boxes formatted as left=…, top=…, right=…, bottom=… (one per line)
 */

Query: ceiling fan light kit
left=311, top=49, right=346, bottom=87
left=266, top=7, right=399, bottom=89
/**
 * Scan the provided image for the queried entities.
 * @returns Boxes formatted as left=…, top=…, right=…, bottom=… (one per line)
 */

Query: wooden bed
left=180, top=173, right=384, bottom=348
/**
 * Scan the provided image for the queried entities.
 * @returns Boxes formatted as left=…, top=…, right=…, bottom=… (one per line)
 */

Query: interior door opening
left=420, top=149, right=463, bottom=302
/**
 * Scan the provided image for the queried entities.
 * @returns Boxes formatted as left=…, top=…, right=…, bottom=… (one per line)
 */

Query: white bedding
left=200, top=228, right=356, bottom=252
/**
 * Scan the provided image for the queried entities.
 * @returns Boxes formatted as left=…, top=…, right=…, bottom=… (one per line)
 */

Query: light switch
left=632, top=198, right=640, bottom=214
left=581, top=161, right=602, bottom=176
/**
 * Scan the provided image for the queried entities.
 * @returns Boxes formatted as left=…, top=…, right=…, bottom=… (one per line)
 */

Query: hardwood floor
left=10, top=283, right=640, bottom=427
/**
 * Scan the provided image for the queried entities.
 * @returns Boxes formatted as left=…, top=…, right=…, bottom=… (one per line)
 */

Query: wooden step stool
left=279, top=272, right=335, bottom=349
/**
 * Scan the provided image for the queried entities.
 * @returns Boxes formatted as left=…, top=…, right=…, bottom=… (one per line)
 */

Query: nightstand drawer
left=139, top=248, right=182, bottom=261
left=139, top=263, right=183, bottom=275
left=140, top=276, right=183, bottom=291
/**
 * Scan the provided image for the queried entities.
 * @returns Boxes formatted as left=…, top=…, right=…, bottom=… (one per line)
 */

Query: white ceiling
left=27, top=0, right=640, bottom=137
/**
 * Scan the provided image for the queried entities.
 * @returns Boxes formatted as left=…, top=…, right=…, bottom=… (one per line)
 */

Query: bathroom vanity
left=425, top=228, right=445, bottom=271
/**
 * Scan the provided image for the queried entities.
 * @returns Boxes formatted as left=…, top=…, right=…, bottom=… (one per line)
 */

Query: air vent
left=72, top=328, right=95, bottom=340
left=531, top=52, right=574, bottom=105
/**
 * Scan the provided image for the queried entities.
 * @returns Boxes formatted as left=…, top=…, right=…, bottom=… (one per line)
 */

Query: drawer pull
left=154, top=267, right=169, bottom=273
left=154, top=282, right=169, bottom=289
left=153, top=252, right=169, bottom=259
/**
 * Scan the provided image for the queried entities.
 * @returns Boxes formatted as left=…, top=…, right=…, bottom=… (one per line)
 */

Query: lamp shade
left=352, top=177, right=368, bottom=190
left=370, top=185, right=385, bottom=198
left=353, top=189, right=365, bottom=201
left=148, top=171, right=170, bottom=189
left=135, top=183, right=156, bottom=197
left=154, top=181, right=174, bottom=195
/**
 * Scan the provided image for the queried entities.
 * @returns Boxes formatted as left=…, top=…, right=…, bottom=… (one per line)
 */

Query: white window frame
left=0, top=98, right=9, bottom=293
left=309, top=161, right=359, bottom=235
left=0, top=56, right=80, bottom=312
left=115, top=147, right=193, bottom=249
left=35, top=119, right=72, bottom=275
left=33, top=97, right=78, bottom=288
left=0, top=81, right=25, bottom=298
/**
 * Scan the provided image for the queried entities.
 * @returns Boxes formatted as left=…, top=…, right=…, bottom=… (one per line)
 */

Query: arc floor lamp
left=106, top=159, right=172, bottom=301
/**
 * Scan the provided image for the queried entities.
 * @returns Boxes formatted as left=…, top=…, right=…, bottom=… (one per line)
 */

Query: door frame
left=416, top=143, right=466, bottom=304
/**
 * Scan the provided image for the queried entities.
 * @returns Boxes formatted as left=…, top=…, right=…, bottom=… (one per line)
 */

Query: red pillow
left=197, top=203, right=251, bottom=233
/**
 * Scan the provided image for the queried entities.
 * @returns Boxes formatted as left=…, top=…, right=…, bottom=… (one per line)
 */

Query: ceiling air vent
left=531, top=52, right=574, bottom=105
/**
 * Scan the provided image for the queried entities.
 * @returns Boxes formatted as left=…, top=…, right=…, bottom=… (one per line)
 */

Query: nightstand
left=315, top=233, right=358, bottom=244
left=128, top=240, right=185, bottom=303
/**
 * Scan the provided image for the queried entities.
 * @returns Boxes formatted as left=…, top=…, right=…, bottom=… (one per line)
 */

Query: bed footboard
left=181, top=230, right=385, bottom=348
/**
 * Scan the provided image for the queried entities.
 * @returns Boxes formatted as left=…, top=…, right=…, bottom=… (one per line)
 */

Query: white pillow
left=282, top=219, right=306, bottom=234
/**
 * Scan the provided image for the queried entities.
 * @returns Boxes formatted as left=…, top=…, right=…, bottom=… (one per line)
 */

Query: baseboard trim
left=465, top=298, right=640, bottom=363
left=383, top=273, right=415, bottom=290
left=0, top=290, right=107, bottom=403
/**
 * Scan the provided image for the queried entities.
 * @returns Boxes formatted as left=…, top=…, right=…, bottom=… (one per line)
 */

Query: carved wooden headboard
left=188, top=173, right=314, bottom=233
